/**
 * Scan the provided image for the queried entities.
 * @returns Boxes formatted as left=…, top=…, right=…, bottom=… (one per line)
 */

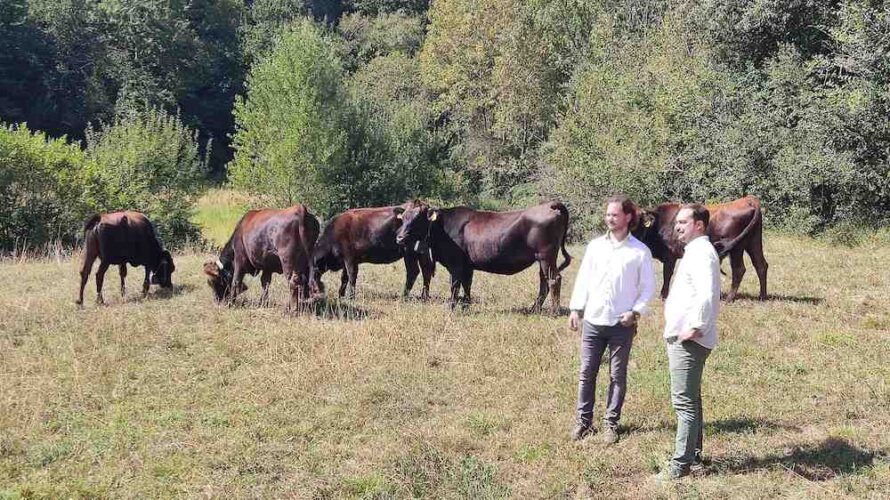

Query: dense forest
left=1, top=0, right=889, bottom=249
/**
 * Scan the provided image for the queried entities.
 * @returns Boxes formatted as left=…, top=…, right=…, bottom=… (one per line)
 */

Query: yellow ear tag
left=429, top=211, right=438, bottom=222
left=644, top=219, right=652, bottom=228
left=396, top=212, right=403, bottom=220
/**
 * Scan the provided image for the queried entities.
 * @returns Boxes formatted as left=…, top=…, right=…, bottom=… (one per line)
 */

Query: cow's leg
left=459, top=269, right=473, bottom=307
left=344, top=259, right=358, bottom=299
left=95, top=261, right=110, bottom=305
left=661, top=258, right=676, bottom=299
left=532, top=263, right=549, bottom=312
left=259, top=269, right=273, bottom=305
left=727, top=249, right=745, bottom=302
left=338, top=270, right=349, bottom=298
left=419, top=254, right=433, bottom=301
left=76, top=250, right=97, bottom=306
left=549, top=263, right=563, bottom=315
left=119, top=264, right=127, bottom=298
left=403, top=254, right=420, bottom=299
left=448, top=272, right=461, bottom=309
left=228, top=263, right=245, bottom=304
left=747, top=237, right=769, bottom=301
left=142, top=267, right=150, bottom=297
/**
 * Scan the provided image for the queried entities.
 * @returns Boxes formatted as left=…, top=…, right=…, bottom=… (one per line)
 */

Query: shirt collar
left=686, top=235, right=710, bottom=248
left=605, top=231, right=631, bottom=247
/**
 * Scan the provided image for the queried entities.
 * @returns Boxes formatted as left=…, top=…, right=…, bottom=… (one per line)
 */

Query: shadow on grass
left=713, top=437, right=884, bottom=481
left=507, top=305, right=571, bottom=317
left=726, top=292, right=823, bottom=305
left=624, top=417, right=799, bottom=436
left=122, top=283, right=194, bottom=303
left=306, top=297, right=371, bottom=321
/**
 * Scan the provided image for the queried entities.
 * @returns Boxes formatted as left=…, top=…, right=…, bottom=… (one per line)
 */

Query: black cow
left=395, top=201, right=571, bottom=312
left=203, top=204, right=320, bottom=309
left=77, top=211, right=175, bottom=306
left=311, top=203, right=434, bottom=299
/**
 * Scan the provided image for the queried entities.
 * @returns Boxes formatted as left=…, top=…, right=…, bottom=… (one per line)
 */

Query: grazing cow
left=634, top=195, right=768, bottom=301
left=77, top=211, right=175, bottom=306
left=203, top=205, right=320, bottom=309
left=311, top=203, right=435, bottom=299
left=395, top=201, right=571, bottom=312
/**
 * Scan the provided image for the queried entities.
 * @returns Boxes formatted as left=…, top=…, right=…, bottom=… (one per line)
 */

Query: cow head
left=150, top=250, right=175, bottom=288
left=203, top=259, right=246, bottom=302
left=395, top=202, right=437, bottom=253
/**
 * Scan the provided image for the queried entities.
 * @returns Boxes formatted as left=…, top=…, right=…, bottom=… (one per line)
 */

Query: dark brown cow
left=77, top=211, right=175, bottom=306
left=203, top=204, right=320, bottom=309
left=311, top=203, right=434, bottom=299
left=634, top=195, right=768, bottom=301
left=395, top=201, right=571, bottom=312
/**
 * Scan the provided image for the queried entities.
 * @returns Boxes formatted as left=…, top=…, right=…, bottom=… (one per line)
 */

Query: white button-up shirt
left=569, top=232, right=656, bottom=326
left=663, top=235, right=721, bottom=349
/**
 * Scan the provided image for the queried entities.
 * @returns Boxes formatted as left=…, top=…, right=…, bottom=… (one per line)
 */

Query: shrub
left=0, top=123, right=88, bottom=250
left=84, top=108, right=208, bottom=248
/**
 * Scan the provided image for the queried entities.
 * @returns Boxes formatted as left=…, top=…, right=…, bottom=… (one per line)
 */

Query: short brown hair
left=606, top=194, right=639, bottom=230
left=681, top=203, right=710, bottom=229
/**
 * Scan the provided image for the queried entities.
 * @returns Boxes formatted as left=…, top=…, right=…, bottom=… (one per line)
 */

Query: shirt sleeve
left=682, top=247, right=719, bottom=332
left=569, top=241, right=596, bottom=312
left=632, top=247, right=656, bottom=316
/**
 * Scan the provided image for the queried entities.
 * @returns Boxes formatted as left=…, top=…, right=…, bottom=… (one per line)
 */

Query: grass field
left=1, top=200, right=889, bottom=498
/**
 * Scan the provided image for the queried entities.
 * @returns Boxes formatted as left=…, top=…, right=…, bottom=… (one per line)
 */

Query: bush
left=0, top=123, right=89, bottom=250
left=84, top=109, right=208, bottom=248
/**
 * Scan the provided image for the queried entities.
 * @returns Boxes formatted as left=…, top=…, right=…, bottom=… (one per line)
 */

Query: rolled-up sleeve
left=632, top=248, right=656, bottom=316
left=569, top=242, right=596, bottom=311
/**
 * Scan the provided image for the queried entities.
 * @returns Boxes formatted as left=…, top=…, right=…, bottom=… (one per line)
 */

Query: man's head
left=604, top=194, right=638, bottom=235
left=675, top=203, right=709, bottom=245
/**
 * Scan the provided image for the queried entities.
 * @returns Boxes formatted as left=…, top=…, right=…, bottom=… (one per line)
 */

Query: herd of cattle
left=75, top=196, right=768, bottom=311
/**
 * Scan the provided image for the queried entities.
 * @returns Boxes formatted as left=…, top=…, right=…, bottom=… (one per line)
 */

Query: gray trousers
left=576, top=321, right=635, bottom=429
left=667, top=338, right=711, bottom=469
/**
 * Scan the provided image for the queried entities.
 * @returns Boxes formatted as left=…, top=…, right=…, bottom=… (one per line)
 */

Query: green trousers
left=667, top=338, right=711, bottom=470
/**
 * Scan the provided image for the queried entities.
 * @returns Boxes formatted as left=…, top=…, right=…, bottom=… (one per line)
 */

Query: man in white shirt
left=569, top=195, right=655, bottom=443
left=658, top=203, right=721, bottom=481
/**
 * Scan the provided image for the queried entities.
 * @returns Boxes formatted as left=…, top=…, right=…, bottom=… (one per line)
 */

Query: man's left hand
left=618, top=311, right=638, bottom=327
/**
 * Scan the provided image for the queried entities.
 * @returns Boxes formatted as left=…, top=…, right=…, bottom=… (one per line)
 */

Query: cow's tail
left=716, top=199, right=762, bottom=258
left=554, top=202, right=572, bottom=272
left=83, top=214, right=101, bottom=232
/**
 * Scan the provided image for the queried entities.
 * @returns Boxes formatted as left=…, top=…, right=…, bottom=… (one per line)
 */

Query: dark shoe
left=571, top=424, right=592, bottom=442
left=690, top=451, right=706, bottom=472
left=601, top=425, right=619, bottom=445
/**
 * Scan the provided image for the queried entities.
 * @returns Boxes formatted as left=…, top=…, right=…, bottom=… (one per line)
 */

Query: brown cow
left=394, top=201, right=572, bottom=312
left=203, top=204, right=320, bottom=309
left=634, top=195, right=768, bottom=301
left=76, top=211, right=175, bottom=306
left=311, top=203, right=435, bottom=299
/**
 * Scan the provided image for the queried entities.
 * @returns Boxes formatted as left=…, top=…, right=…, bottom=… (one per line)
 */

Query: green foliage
left=85, top=109, right=208, bottom=247
left=338, top=11, right=424, bottom=69
left=0, top=124, right=88, bottom=249
left=230, top=19, right=347, bottom=214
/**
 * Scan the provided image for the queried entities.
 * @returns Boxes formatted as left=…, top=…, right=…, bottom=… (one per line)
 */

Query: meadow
left=0, top=201, right=888, bottom=498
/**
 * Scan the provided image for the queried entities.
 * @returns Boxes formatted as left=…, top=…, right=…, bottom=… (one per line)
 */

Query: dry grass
left=1, top=232, right=888, bottom=498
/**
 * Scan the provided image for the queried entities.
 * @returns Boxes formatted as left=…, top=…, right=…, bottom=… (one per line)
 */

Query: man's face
left=674, top=208, right=702, bottom=244
left=605, top=202, right=632, bottom=233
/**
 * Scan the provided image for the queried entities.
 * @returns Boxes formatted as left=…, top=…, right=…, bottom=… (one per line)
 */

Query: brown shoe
left=601, top=425, right=619, bottom=444
left=571, top=424, right=592, bottom=442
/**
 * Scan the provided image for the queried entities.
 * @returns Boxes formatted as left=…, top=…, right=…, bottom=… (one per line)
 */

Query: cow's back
left=93, top=211, right=161, bottom=266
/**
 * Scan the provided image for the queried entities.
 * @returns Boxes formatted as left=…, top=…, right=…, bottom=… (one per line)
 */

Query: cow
left=311, top=203, right=435, bottom=300
left=76, top=211, right=175, bottom=306
left=203, top=204, right=320, bottom=310
left=634, top=195, right=768, bottom=302
left=394, top=201, right=572, bottom=313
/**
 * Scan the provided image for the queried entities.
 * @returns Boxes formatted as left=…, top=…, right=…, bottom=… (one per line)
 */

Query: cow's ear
left=203, top=261, right=219, bottom=278
left=393, top=207, right=405, bottom=219
left=429, top=210, right=439, bottom=222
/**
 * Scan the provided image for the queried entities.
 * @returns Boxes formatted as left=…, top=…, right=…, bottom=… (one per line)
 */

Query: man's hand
left=618, top=311, right=638, bottom=327
left=569, top=310, right=581, bottom=331
left=677, top=329, right=701, bottom=341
